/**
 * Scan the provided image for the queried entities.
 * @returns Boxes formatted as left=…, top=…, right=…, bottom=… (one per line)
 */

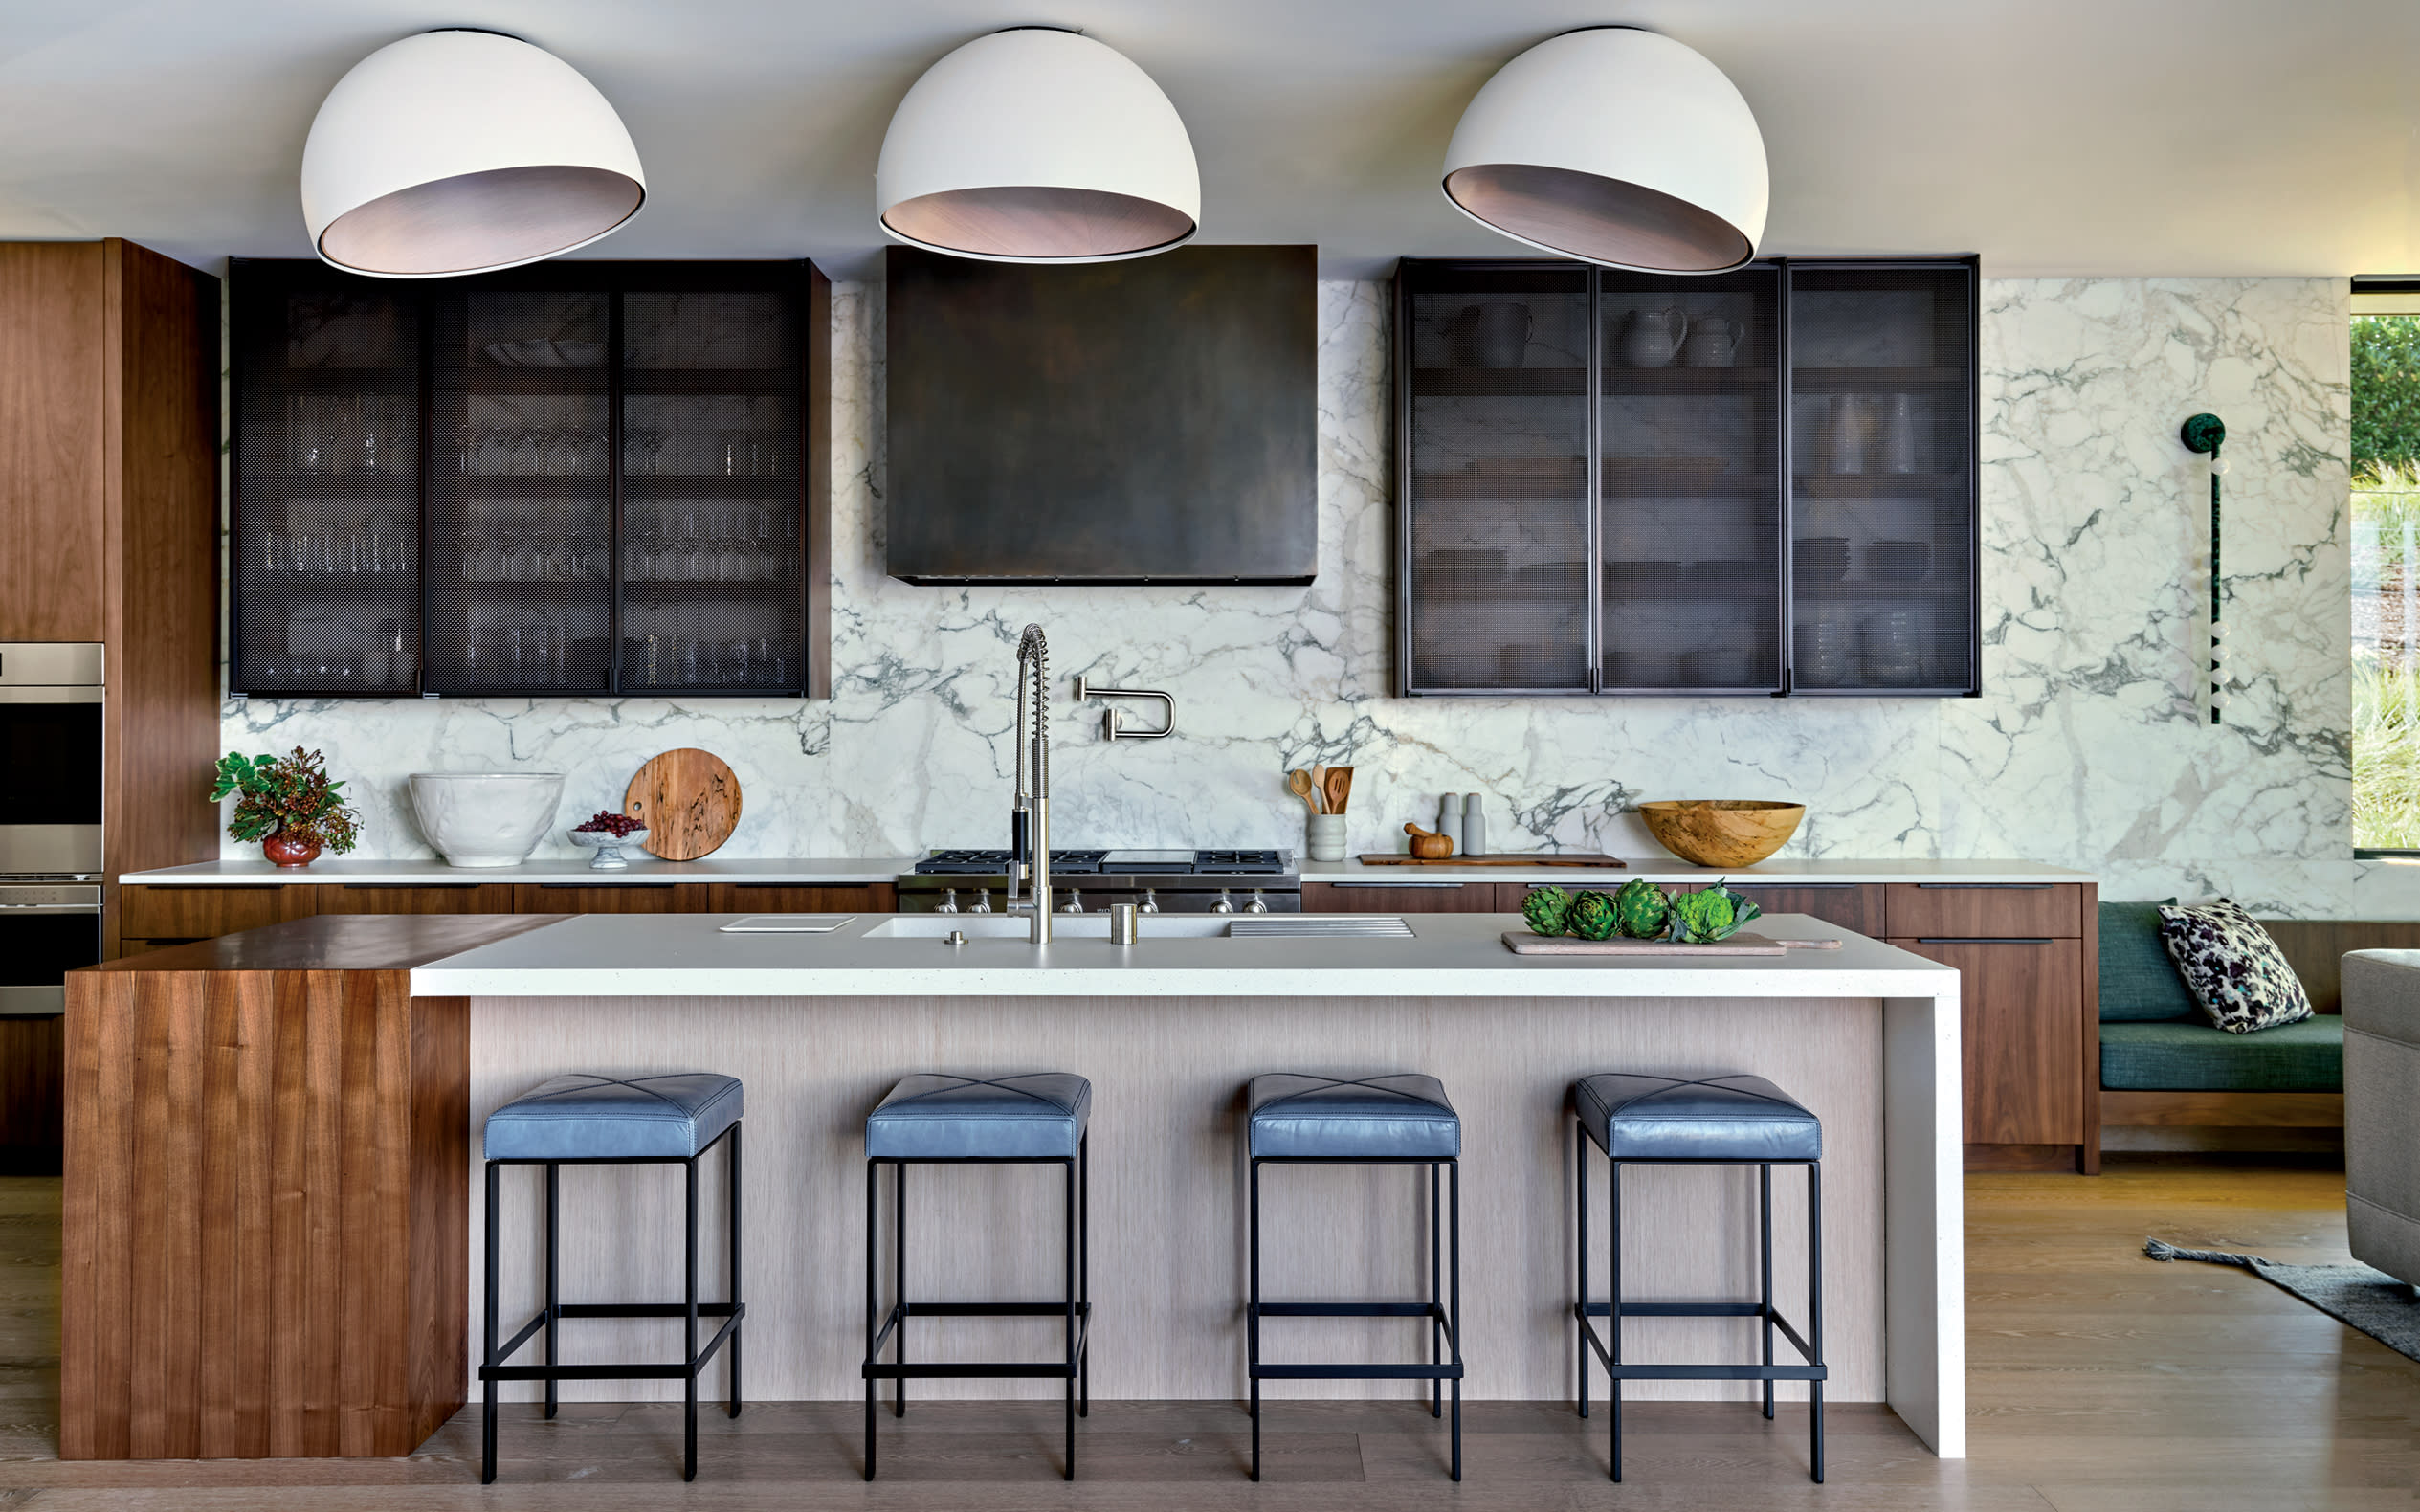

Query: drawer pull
left=539, top=883, right=675, bottom=890
left=344, top=883, right=478, bottom=891
left=1336, top=881, right=1466, bottom=890
left=1913, top=882, right=2052, bottom=890
left=1916, top=936, right=2054, bottom=945
left=1731, top=882, right=1854, bottom=890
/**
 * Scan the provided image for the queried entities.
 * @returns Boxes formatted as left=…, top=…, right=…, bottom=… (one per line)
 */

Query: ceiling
left=2, top=0, right=2415, bottom=280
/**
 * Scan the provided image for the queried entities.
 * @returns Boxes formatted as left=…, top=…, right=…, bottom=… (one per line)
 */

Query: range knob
left=969, top=890, right=992, bottom=913
left=1139, top=888, right=1161, bottom=914
left=1059, top=888, right=1086, bottom=914
left=1210, top=888, right=1236, bottom=915
left=937, top=888, right=961, bottom=914
left=1245, top=888, right=1271, bottom=914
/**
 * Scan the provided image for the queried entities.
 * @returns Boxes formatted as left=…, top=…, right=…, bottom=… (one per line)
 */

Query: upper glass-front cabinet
left=230, top=259, right=829, bottom=700
left=1395, top=256, right=1977, bottom=698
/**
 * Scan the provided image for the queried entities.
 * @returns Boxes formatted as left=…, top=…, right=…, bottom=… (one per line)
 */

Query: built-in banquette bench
left=2095, top=905, right=2420, bottom=1150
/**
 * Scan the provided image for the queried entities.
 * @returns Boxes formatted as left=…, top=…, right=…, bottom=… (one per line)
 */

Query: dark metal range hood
left=883, top=244, right=1318, bottom=586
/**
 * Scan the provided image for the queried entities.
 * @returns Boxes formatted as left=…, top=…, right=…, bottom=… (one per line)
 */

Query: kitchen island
left=63, top=910, right=1964, bottom=1463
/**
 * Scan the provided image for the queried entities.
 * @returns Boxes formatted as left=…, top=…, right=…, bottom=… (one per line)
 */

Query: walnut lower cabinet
left=1885, top=881, right=2098, bottom=1174
left=117, top=879, right=899, bottom=951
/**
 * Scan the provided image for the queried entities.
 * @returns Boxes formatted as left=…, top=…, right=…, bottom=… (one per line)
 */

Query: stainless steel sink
left=864, top=915, right=1232, bottom=940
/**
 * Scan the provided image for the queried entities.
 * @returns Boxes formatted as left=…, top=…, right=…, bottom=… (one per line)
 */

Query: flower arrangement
left=210, top=746, right=362, bottom=866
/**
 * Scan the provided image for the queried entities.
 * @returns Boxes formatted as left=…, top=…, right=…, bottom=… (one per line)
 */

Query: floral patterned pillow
left=2155, top=899, right=2313, bottom=1034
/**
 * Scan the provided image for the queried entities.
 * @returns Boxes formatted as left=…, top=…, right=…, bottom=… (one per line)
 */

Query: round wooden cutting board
left=625, top=748, right=743, bottom=860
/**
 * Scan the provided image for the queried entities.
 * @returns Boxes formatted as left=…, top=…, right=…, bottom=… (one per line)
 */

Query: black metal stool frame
left=861, top=1133, right=1091, bottom=1481
left=1248, top=1154, right=1464, bottom=1482
left=480, top=1119, right=744, bottom=1484
left=1570, top=1116, right=1826, bottom=1483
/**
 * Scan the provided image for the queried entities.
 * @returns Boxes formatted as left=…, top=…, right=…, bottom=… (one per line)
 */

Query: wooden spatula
left=1322, top=766, right=1354, bottom=815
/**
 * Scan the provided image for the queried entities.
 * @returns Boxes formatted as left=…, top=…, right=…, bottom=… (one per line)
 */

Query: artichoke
left=1668, top=879, right=1761, bottom=943
left=1567, top=889, right=1620, bottom=942
left=1522, top=885, right=1574, bottom=937
left=1613, top=878, right=1671, bottom=939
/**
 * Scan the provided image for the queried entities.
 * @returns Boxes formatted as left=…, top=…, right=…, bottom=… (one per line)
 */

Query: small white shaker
left=1462, top=793, right=1487, bottom=856
left=1435, top=794, right=1462, bottom=856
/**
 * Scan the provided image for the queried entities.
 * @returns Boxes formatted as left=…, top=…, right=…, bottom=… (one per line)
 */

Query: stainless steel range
left=898, top=849, right=1300, bottom=915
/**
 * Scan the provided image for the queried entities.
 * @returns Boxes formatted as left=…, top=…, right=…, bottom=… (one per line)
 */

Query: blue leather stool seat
left=485, top=1072, right=744, bottom=1162
left=1572, top=1073, right=1820, bottom=1163
left=1247, top=1072, right=1460, bottom=1160
left=866, top=1072, right=1091, bottom=1160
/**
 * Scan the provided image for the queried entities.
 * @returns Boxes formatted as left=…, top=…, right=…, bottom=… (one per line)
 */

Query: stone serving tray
left=1500, top=931, right=1844, bottom=957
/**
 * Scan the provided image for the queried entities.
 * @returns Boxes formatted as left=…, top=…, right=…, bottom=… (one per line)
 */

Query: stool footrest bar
left=1252, top=1362, right=1467, bottom=1381
left=1255, top=1301, right=1448, bottom=1319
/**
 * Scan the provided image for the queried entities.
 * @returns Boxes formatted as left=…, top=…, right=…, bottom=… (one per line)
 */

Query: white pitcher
left=1614, top=306, right=1690, bottom=368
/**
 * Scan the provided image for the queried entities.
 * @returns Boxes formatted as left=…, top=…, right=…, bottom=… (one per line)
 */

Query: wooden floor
left=1, top=1158, right=2414, bottom=1508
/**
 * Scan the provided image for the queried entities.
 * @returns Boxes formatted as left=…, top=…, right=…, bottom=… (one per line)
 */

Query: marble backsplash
left=227, top=274, right=2398, bottom=916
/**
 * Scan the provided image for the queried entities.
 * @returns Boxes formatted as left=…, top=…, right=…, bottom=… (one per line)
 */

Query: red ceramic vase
left=262, top=832, right=323, bottom=868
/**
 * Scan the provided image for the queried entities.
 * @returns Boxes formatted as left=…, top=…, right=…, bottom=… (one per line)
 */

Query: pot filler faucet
left=1006, top=623, right=1052, bottom=943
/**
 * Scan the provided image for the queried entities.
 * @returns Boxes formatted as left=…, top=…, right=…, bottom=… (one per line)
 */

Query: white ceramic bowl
left=407, top=771, right=566, bottom=868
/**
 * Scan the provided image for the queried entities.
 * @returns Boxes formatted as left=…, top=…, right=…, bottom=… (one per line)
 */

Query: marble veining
left=227, top=275, right=2398, bottom=916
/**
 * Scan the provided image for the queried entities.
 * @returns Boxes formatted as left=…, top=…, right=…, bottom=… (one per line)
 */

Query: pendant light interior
left=1442, top=162, right=1752, bottom=273
left=882, top=185, right=1195, bottom=261
left=317, top=164, right=644, bottom=278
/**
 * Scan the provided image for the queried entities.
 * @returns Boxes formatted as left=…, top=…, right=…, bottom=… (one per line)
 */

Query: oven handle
left=0, top=902, right=104, bottom=914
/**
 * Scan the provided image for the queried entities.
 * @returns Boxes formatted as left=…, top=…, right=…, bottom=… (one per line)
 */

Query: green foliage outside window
left=2353, top=316, right=2420, bottom=480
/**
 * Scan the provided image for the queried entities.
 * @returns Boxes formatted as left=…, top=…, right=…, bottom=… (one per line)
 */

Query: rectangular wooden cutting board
left=1355, top=853, right=1626, bottom=867
left=1500, top=931, right=1843, bottom=957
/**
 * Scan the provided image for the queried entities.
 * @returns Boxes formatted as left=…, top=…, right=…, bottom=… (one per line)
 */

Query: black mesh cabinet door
left=1786, top=260, right=1979, bottom=696
left=230, top=261, right=424, bottom=697
left=1398, top=260, right=1591, bottom=694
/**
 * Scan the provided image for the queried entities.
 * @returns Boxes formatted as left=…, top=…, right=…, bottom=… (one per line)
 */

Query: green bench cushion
left=2098, top=899, right=2200, bottom=1022
left=2100, top=1015, right=2344, bottom=1092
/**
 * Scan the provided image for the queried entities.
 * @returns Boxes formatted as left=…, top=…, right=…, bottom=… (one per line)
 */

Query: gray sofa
left=2341, top=950, right=2420, bottom=1287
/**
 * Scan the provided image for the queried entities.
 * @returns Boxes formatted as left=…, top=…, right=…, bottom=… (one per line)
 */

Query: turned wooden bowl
left=1636, top=800, right=1806, bottom=868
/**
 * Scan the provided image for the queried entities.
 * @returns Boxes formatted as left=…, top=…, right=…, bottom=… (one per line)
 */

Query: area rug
left=2145, top=1237, right=2420, bottom=1363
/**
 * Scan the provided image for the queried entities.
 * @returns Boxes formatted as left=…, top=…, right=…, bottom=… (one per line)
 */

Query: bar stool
left=1244, top=1072, right=1464, bottom=1482
left=1569, top=1072, right=1826, bottom=1483
left=862, top=1073, right=1091, bottom=1481
left=479, top=1072, right=744, bottom=1484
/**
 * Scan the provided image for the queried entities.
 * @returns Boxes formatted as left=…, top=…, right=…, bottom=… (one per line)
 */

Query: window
left=2352, top=278, right=2420, bottom=854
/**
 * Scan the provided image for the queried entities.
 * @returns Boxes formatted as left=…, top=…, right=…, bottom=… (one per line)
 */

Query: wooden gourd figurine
left=1404, top=821, right=1454, bottom=859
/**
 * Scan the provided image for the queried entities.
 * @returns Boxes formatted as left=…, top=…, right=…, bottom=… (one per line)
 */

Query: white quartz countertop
left=123, top=856, right=2094, bottom=887
left=1302, top=858, right=2094, bottom=885
left=116, top=857, right=916, bottom=886
left=409, top=911, right=1961, bottom=1000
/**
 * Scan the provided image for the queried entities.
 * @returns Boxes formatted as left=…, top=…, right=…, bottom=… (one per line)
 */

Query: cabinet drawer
left=1890, top=936, right=2085, bottom=1145
left=313, top=884, right=512, bottom=915
left=1886, top=883, right=2079, bottom=939
left=706, top=883, right=895, bottom=914
left=1304, top=880, right=1496, bottom=914
left=117, top=885, right=286, bottom=940
left=513, top=885, right=677, bottom=915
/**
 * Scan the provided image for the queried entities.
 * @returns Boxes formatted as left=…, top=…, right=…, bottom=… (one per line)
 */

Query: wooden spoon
left=1286, top=769, right=1324, bottom=814
left=1311, top=766, right=1331, bottom=816
left=1322, top=766, right=1353, bottom=816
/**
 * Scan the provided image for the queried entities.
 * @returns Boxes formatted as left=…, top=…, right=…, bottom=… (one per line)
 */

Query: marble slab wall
left=228, top=275, right=2399, bottom=915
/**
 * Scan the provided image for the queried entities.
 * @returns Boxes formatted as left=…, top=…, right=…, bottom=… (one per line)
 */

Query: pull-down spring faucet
left=1007, top=624, right=1052, bottom=943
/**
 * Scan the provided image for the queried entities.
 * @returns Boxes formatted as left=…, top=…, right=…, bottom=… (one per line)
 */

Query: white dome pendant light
left=1443, top=27, right=1767, bottom=273
left=877, top=27, right=1199, bottom=263
left=301, top=30, right=645, bottom=278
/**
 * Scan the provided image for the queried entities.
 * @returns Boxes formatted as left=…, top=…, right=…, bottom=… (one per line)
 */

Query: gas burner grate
left=1191, top=849, right=1288, bottom=874
left=913, top=849, right=1110, bottom=875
